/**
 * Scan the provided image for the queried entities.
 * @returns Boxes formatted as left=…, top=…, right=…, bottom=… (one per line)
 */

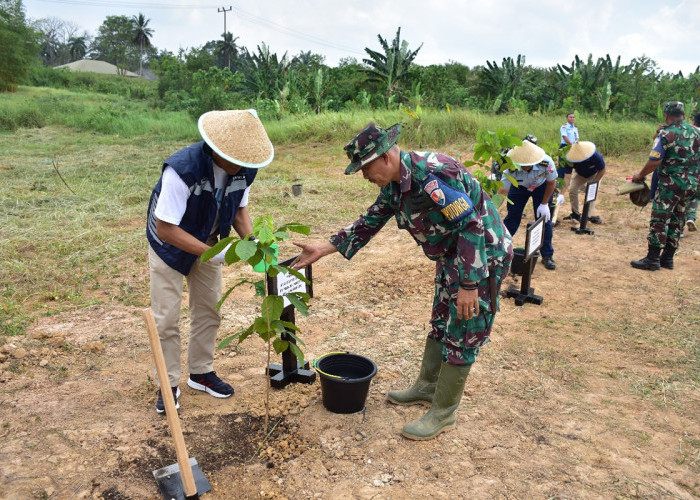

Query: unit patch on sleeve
left=421, top=173, right=474, bottom=222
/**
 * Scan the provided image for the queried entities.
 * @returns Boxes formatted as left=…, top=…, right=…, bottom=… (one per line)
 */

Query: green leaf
left=238, top=324, right=256, bottom=343
left=235, top=240, right=258, bottom=262
left=273, top=337, right=289, bottom=354
left=253, top=279, right=266, bottom=297
left=201, top=236, right=235, bottom=262
left=258, top=226, right=275, bottom=244
left=253, top=316, right=270, bottom=334
left=280, top=324, right=306, bottom=347
left=277, top=222, right=310, bottom=235
left=261, top=295, right=284, bottom=322
left=504, top=172, right=518, bottom=187
left=289, top=342, right=305, bottom=366
left=279, top=320, right=300, bottom=333
left=248, top=249, right=263, bottom=268
left=285, top=292, right=309, bottom=315
left=216, top=279, right=250, bottom=308
left=218, top=335, right=236, bottom=349
left=275, top=265, right=310, bottom=284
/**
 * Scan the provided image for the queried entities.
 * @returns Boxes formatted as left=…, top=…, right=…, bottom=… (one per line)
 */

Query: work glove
left=536, top=203, right=551, bottom=222
left=209, top=243, right=232, bottom=264
left=556, top=194, right=565, bottom=205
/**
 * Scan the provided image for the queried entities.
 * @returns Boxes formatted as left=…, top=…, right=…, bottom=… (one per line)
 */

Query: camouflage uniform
left=330, top=150, right=513, bottom=365
left=646, top=109, right=700, bottom=248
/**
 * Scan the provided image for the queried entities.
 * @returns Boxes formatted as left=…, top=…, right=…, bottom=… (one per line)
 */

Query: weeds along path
left=0, top=135, right=698, bottom=498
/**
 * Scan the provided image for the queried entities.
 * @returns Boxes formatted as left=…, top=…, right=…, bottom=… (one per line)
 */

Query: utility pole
left=217, top=6, right=233, bottom=70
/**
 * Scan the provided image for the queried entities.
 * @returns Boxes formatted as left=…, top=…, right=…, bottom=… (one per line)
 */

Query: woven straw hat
left=629, top=183, right=651, bottom=207
left=507, top=140, right=546, bottom=166
left=617, top=180, right=647, bottom=195
left=197, top=109, right=274, bottom=168
left=566, top=141, right=596, bottom=163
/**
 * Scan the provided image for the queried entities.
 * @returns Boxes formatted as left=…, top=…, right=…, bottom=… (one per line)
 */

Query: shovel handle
left=143, top=308, right=198, bottom=499
left=551, top=202, right=561, bottom=225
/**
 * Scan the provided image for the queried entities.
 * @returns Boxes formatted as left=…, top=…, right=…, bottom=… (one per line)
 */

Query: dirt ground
left=1, top=157, right=699, bottom=499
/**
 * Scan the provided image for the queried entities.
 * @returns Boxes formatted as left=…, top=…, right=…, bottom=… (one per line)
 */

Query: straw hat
left=629, top=183, right=651, bottom=207
left=506, top=140, right=546, bottom=166
left=617, top=180, right=647, bottom=195
left=566, top=141, right=596, bottom=163
left=197, top=109, right=274, bottom=168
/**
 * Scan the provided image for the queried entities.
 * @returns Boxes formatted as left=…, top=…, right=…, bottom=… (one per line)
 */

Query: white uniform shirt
left=154, top=165, right=250, bottom=235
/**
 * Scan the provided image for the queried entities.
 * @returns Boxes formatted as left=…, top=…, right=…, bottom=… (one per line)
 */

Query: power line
left=34, top=0, right=366, bottom=56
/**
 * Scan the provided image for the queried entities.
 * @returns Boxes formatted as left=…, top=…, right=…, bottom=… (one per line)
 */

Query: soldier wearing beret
left=292, top=123, right=512, bottom=440
left=631, top=101, right=700, bottom=270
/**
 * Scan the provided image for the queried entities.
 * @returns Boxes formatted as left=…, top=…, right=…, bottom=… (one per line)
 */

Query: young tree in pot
left=201, top=215, right=311, bottom=432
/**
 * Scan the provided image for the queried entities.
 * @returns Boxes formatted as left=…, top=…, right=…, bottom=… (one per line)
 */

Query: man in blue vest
left=146, top=109, right=274, bottom=413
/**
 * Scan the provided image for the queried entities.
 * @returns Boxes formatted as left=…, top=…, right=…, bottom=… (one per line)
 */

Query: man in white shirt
left=560, top=112, right=579, bottom=147
left=146, top=109, right=273, bottom=413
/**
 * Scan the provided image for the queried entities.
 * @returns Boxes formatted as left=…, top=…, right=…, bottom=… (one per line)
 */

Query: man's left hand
left=456, top=287, right=479, bottom=321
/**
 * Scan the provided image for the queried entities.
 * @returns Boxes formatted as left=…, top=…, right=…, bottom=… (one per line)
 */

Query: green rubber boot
left=401, top=362, right=471, bottom=441
left=387, top=338, right=442, bottom=406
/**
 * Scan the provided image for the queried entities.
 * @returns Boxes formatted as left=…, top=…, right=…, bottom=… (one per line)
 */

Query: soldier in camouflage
left=631, top=101, right=700, bottom=270
left=292, top=123, right=513, bottom=440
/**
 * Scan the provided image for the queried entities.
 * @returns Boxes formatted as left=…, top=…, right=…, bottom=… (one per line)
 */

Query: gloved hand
left=556, top=194, right=565, bottom=205
left=209, top=243, right=232, bottom=264
left=536, top=203, right=551, bottom=222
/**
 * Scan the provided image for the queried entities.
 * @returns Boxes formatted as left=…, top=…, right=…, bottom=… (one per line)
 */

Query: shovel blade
left=153, top=457, right=211, bottom=500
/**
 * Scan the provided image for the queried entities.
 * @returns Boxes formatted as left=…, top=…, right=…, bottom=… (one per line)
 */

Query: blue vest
left=146, top=141, right=257, bottom=275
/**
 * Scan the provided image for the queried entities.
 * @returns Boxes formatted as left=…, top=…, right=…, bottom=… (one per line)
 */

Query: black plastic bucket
left=314, top=352, right=377, bottom=414
left=510, top=247, right=538, bottom=276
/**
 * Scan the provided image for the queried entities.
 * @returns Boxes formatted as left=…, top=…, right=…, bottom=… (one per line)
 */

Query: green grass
left=0, top=85, right=684, bottom=342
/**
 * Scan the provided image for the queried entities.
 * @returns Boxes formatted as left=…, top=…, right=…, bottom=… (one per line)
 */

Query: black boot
left=660, top=244, right=676, bottom=269
left=630, top=245, right=661, bottom=271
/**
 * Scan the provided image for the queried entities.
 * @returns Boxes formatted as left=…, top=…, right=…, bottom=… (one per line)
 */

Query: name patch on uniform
left=421, top=174, right=474, bottom=222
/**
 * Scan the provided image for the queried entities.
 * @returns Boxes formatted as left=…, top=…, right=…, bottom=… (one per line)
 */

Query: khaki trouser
left=149, top=246, right=222, bottom=387
left=569, top=171, right=600, bottom=216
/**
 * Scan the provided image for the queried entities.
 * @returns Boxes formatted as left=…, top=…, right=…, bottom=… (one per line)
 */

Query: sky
left=23, top=0, right=700, bottom=74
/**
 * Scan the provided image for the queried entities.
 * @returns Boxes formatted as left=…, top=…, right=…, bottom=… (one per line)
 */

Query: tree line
left=2, top=0, right=699, bottom=121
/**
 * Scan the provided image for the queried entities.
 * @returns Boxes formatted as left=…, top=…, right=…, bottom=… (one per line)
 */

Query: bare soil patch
left=1, top=157, right=699, bottom=499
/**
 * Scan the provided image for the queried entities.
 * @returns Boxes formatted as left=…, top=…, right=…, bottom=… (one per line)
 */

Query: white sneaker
left=687, top=220, right=697, bottom=232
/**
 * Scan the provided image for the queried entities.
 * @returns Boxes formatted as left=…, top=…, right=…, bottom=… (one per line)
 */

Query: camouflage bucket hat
left=629, top=182, right=651, bottom=207
left=344, top=123, right=402, bottom=175
left=664, top=101, right=684, bottom=115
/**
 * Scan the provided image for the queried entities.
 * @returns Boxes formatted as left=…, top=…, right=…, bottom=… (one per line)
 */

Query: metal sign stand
left=506, top=217, right=545, bottom=306
left=572, top=180, right=599, bottom=235
left=265, top=255, right=316, bottom=389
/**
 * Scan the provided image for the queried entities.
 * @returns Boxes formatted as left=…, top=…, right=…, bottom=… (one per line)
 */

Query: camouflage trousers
left=648, top=174, right=697, bottom=248
left=686, top=185, right=699, bottom=222
left=428, top=259, right=508, bottom=366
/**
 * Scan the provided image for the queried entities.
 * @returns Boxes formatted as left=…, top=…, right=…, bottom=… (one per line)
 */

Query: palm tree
left=131, top=13, right=153, bottom=76
left=218, top=32, right=239, bottom=71
left=362, top=27, right=422, bottom=109
left=67, top=36, right=87, bottom=62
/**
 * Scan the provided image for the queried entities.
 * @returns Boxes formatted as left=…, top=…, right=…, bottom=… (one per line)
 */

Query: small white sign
left=527, top=219, right=544, bottom=259
left=586, top=181, right=599, bottom=203
left=276, top=268, right=307, bottom=308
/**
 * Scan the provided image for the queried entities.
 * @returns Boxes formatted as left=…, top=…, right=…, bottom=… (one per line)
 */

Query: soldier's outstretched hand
left=291, top=241, right=337, bottom=269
